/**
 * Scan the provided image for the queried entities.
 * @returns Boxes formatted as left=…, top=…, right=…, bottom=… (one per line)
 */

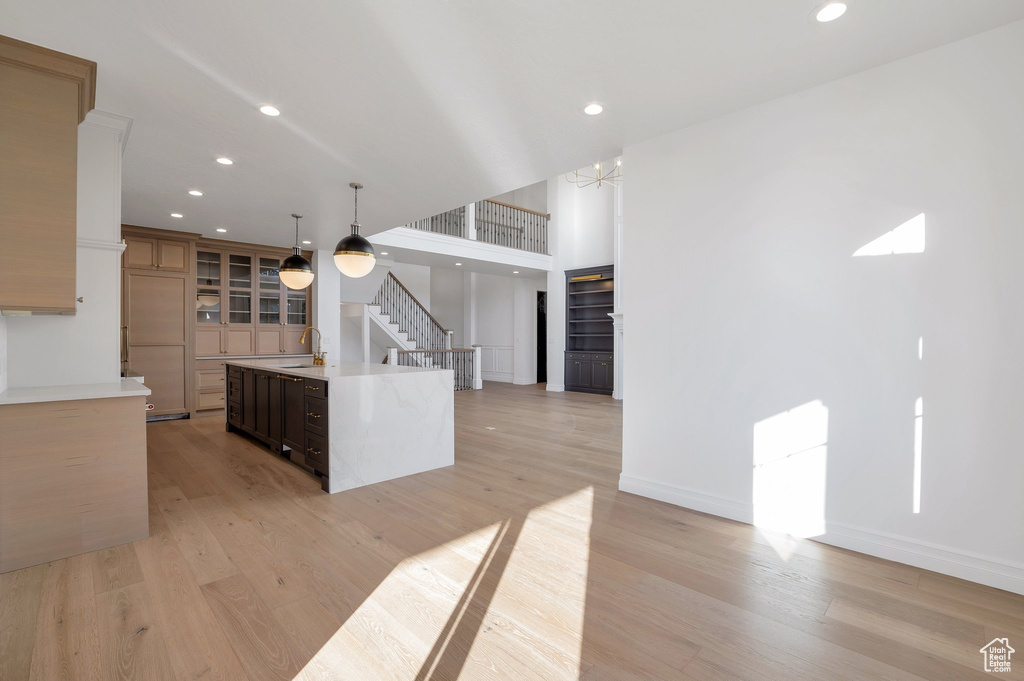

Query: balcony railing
left=402, top=199, right=549, bottom=254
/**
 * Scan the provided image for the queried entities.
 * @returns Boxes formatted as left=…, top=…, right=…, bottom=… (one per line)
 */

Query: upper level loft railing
left=404, top=199, right=549, bottom=255
left=372, top=271, right=450, bottom=351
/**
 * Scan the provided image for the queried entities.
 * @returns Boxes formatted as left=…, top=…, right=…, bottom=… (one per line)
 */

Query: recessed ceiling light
left=188, top=190, right=203, bottom=196
left=455, top=262, right=462, bottom=266
left=380, top=251, right=389, bottom=256
left=216, top=157, right=234, bottom=165
left=513, top=270, right=519, bottom=274
left=584, top=103, right=603, bottom=116
left=813, top=1, right=847, bottom=22
left=170, top=213, right=183, bottom=218
left=259, top=105, right=280, bottom=116
left=302, top=240, right=311, bottom=245
left=216, top=228, right=227, bottom=233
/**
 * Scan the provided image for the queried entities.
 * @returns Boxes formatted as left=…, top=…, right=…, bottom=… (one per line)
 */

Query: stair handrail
left=372, top=272, right=450, bottom=350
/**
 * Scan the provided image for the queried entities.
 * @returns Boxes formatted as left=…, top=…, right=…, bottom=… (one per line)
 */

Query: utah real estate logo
left=980, top=638, right=1014, bottom=673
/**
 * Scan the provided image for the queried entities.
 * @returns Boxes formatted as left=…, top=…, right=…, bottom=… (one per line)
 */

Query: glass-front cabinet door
left=196, top=250, right=222, bottom=324
left=286, top=290, right=307, bottom=326
left=258, top=257, right=281, bottom=325
left=227, top=254, right=252, bottom=324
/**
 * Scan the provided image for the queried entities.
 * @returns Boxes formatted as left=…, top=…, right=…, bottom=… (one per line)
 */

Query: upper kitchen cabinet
left=0, top=35, right=96, bottom=313
left=123, top=233, right=189, bottom=272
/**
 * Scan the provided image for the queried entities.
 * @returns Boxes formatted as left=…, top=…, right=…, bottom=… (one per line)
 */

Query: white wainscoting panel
left=476, top=345, right=513, bottom=383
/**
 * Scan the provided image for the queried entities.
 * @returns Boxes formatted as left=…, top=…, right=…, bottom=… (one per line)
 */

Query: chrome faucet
left=299, top=327, right=326, bottom=365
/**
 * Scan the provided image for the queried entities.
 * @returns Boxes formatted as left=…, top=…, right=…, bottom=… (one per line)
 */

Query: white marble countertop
left=224, top=358, right=443, bottom=380
left=0, top=378, right=152, bottom=406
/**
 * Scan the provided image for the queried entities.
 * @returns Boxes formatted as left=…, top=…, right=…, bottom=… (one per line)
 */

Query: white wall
left=6, top=112, right=131, bottom=388
left=390, top=262, right=431, bottom=310
left=0, top=316, right=7, bottom=393
left=430, top=268, right=464, bottom=346
left=621, top=21, right=1024, bottom=594
left=490, top=180, right=547, bottom=214
left=312, top=249, right=342, bottom=360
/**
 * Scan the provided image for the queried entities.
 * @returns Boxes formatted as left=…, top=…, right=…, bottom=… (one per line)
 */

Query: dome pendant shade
left=280, top=213, right=315, bottom=290
left=334, top=182, right=376, bottom=278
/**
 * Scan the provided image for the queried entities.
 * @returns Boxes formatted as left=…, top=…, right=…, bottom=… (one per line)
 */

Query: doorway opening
left=537, top=291, right=547, bottom=383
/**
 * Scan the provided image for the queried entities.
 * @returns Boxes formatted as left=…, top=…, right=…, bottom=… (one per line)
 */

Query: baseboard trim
left=545, top=383, right=565, bottom=392
left=618, top=473, right=1024, bottom=595
left=481, top=371, right=512, bottom=383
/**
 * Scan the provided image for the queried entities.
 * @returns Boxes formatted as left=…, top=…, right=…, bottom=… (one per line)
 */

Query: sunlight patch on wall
left=753, top=401, right=829, bottom=542
left=853, top=213, right=926, bottom=257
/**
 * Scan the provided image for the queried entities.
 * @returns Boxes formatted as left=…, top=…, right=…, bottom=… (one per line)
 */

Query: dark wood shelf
left=569, top=333, right=613, bottom=337
left=569, top=319, right=611, bottom=323
left=569, top=303, right=613, bottom=309
left=568, top=290, right=613, bottom=296
left=565, top=265, right=614, bottom=394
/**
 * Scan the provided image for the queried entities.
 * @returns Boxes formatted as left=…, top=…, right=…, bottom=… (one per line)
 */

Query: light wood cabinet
left=0, top=36, right=96, bottom=313
left=124, top=235, right=189, bottom=272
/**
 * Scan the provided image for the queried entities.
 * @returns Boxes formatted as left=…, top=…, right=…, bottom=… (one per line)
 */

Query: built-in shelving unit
left=564, top=265, right=614, bottom=395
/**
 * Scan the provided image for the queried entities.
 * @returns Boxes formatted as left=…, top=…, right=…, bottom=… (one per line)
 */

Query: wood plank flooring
left=2, top=382, right=1022, bottom=680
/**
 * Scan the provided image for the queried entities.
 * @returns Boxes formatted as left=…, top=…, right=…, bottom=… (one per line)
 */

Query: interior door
left=124, top=271, right=188, bottom=415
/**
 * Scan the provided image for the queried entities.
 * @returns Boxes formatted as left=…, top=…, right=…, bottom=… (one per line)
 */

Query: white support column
left=446, top=329, right=454, bottom=349
left=473, top=346, right=483, bottom=389
left=312, top=250, right=342, bottom=363
left=465, top=202, right=476, bottom=241
left=361, top=304, right=371, bottom=363
left=609, top=313, right=623, bottom=400
left=387, top=347, right=398, bottom=365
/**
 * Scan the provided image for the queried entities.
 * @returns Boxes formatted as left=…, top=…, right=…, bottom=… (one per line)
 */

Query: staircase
left=368, top=272, right=450, bottom=353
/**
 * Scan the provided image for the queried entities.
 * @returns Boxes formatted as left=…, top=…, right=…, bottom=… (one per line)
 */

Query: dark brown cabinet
left=565, top=266, right=614, bottom=395
left=227, top=364, right=329, bottom=491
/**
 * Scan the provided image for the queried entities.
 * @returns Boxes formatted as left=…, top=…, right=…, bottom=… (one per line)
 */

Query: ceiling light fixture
left=216, top=228, right=227, bottom=233
left=216, top=157, right=234, bottom=165
left=584, top=103, right=603, bottom=115
left=188, top=190, right=203, bottom=196
left=380, top=251, right=389, bottom=256
left=302, top=240, right=311, bottom=245
left=259, top=105, right=281, bottom=116
left=334, top=182, right=376, bottom=278
left=170, top=213, right=183, bottom=218
left=455, top=262, right=462, bottom=267
left=813, top=1, right=847, bottom=22
left=566, top=159, right=622, bottom=188
left=280, top=213, right=315, bottom=290
left=513, top=271, right=519, bottom=274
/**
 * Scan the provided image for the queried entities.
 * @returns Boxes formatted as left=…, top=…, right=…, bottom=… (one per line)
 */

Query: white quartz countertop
left=224, top=358, right=447, bottom=380
left=0, top=378, right=152, bottom=406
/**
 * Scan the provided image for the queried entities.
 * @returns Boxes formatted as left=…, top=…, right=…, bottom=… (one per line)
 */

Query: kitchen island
left=223, top=359, right=454, bottom=493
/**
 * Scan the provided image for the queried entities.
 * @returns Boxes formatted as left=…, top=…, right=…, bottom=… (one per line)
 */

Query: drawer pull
left=305, top=385, right=320, bottom=391
left=307, top=448, right=322, bottom=456
left=601, top=362, right=607, bottom=366
left=306, top=412, right=322, bottom=419
left=277, top=375, right=303, bottom=382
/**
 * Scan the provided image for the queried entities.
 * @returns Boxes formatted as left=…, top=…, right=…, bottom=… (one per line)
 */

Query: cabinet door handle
left=305, top=385, right=320, bottom=391
left=307, top=448, right=321, bottom=456
left=276, top=375, right=302, bottom=382
left=306, top=412, right=322, bottom=419
left=601, top=362, right=607, bottom=366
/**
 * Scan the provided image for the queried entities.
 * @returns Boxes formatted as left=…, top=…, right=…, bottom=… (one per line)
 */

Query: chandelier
left=565, top=159, right=622, bottom=188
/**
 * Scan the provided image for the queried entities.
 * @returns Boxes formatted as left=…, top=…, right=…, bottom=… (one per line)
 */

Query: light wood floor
left=3, top=382, right=1023, bottom=680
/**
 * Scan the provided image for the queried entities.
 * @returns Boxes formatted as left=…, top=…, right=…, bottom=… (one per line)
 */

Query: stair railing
left=372, top=272, right=450, bottom=350
left=388, top=348, right=480, bottom=390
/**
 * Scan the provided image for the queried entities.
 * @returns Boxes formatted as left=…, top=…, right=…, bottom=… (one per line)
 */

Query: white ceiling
left=4, top=1, right=1023, bottom=249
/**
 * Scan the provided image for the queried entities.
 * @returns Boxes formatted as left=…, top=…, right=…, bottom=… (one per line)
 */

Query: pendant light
left=334, top=182, right=376, bottom=278
left=279, top=213, right=315, bottom=290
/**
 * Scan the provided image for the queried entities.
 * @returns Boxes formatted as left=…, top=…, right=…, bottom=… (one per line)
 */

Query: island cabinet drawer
left=227, top=401, right=241, bottom=427
left=227, top=376, right=241, bottom=403
left=304, top=432, right=327, bottom=471
left=303, top=378, right=327, bottom=397
left=228, top=365, right=241, bottom=379
left=565, top=352, right=591, bottom=361
left=304, top=397, right=328, bottom=436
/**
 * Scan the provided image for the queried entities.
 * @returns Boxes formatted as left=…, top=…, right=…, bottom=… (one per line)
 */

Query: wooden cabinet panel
left=195, top=328, right=222, bottom=356
left=225, top=328, right=254, bottom=355
left=565, top=359, right=590, bottom=389
left=591, top=360, right=612, bottom=392
left=257, top=329, right=282, bottom=355
left=281, top=329, right=310, bottom=355
left=131, top=345, right=187, bottom=414
left=196, top=370, right=225, bottom=390
left=196, top=391, right=225, bottom=410
left=0, top=56, right=83, bottom=312
left=125, top=272, right=186, bottom=344
left=254, top=372, right=271, bottom=439
left=304, top=396, right=327, bottom=437
left=241, top=368, right=256, bottom=431
left=124, top=237, right=158, bottom=269
left=280, top=375, right=305, bottom=451
left=157, top=240, right=188, bottom=271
